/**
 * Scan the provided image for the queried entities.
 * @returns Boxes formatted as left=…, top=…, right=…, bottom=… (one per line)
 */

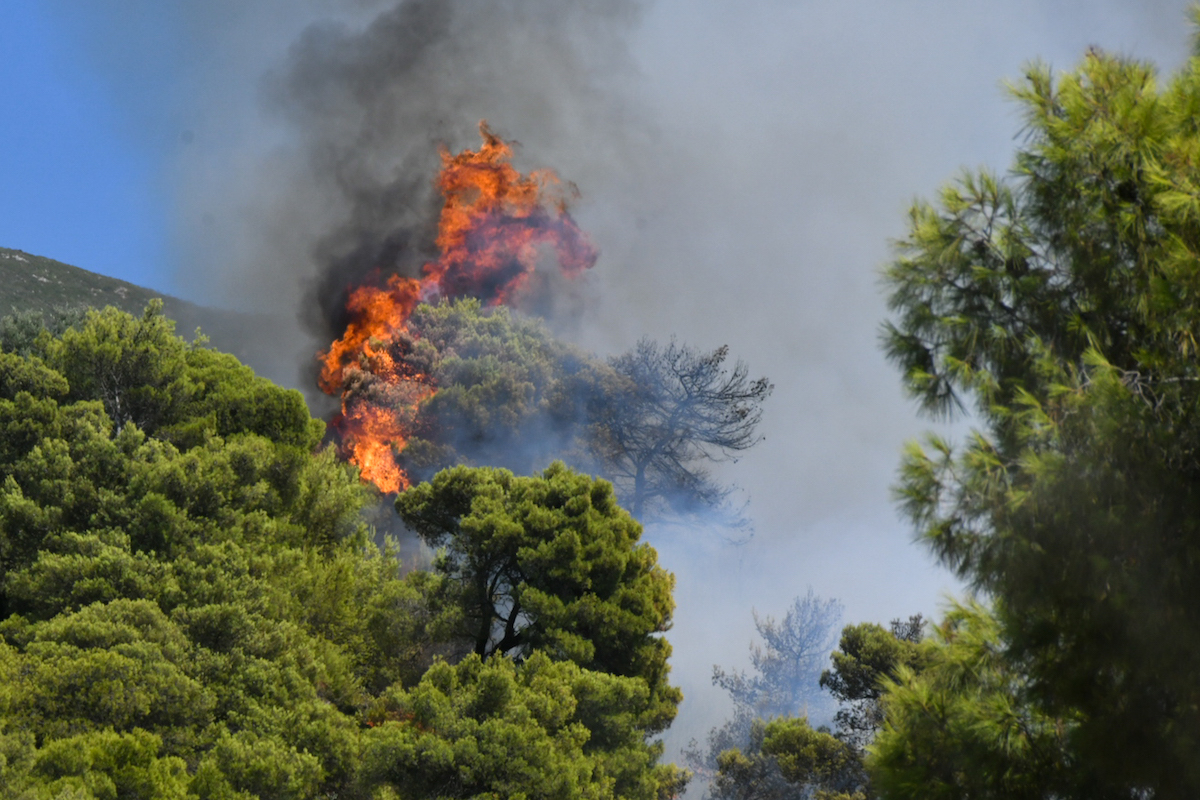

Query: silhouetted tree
left=688, top=591, right=842, bottom=799
left=588, top=338, right=772, bottom=521
left=715, top=590, right=844, bottom=721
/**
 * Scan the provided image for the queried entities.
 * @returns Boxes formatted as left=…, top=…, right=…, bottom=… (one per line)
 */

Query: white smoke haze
left=51, top=0, right=1196, bottom=780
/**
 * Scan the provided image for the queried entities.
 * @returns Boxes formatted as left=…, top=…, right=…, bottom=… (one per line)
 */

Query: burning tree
left=318, top=121, right=598, bottom=493
left=369, top=298, right=597, bottom=485
left=319, top=123, right=772, bottom=532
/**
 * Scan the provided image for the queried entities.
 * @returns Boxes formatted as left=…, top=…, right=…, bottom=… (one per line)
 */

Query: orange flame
left=336, top=403, right=415, bottom=494
left=319, top=274, right=423, bottom=395
left=319, top=121, right=598, bottom=492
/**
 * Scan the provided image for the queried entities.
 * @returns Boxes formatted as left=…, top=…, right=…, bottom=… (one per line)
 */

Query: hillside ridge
left=0, top=247, right=305, bottom=387
left=0, top=246, right=200, bottom=321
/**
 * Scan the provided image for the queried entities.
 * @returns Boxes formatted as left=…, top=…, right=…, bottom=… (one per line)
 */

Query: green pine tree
left=881, top=12, right=1200, bottom=795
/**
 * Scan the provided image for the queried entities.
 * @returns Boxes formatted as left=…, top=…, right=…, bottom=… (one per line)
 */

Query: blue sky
left=0, top=3, right=177, bottom=292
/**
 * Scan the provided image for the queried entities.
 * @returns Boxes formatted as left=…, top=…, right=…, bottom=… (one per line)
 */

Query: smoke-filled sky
left=2, top=0, right=1194, bottom=764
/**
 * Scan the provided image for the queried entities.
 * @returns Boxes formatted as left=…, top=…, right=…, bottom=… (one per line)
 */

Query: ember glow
left=319, top=122, right=598, bottom=492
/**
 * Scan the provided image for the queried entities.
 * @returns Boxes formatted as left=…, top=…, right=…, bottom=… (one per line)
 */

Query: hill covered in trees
left=0, top=248, right=292, bottom=383
left=0, top=248, right=199, bottom=322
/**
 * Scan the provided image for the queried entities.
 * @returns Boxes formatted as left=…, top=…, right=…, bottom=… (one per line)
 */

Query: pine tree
left=882, top=16, right=1200, bottom=795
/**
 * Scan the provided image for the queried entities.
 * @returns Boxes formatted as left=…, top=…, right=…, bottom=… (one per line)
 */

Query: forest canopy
left=0, top=304, right=685, bottom=800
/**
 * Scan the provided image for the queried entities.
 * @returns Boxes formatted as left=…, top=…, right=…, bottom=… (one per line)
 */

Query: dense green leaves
left=0, top=306, right=410, bottom=797
left=820, top=618, right=924, bottom=749
left=870, top=603, right=1072, bottom=800
left=709, top=719, right=799, bottom=800
left=881, top=28, right=1200, bottom=798
left=762, top=717, right=861, bottom=799
left=361, top=652, right=686, bottom=800
left=18, top=728, right=192, bottom=800
left=711, top=716, right=865, bottom=800
left=0, top=303, right=686, bottom=798
left=396, top=462, right=681, bottom=734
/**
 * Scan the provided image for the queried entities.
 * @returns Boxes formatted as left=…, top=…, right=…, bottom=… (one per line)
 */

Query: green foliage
left=710, top=719, right=796, bottom=800
left=0, top=248, right=186, bottom=325
left=820, top=617, right=924, bottom=749
left=361, top=652, right=687, bottom=800
left=701, top=602, right=930, bottom=800
left=36, top=301, right=323, bottom=448
left=20, top=728, right=192, bottom=800
left=763, top=717, right=862, bottom=799
left=0, top=303, right=688, bottom=797
left=711, top=715, right=863, bottom=800
left=385, top=299, right=598, bottom=481
left=0, top=247, right=277, bottom=371
left=869, top=603, right=1072, bottom=800
left=0, top=304, right=427, bottom=798
left=709, top=615, right=921, bottom=800
left=881, top=30, right=1200, bottom=796
left=0, top=306, right=88, bottom=356
left=395, top=461, right=681, bottom=733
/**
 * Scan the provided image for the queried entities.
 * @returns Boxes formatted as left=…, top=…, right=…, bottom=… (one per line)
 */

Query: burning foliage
left=319, top=122, right=598, bottom=493
left=365, top=299, right=601, bottom=486
left=319, top=122, right=770, bottom=528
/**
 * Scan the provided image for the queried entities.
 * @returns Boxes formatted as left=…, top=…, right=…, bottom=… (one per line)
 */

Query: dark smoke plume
left=241, top=0, right=647, bottom=360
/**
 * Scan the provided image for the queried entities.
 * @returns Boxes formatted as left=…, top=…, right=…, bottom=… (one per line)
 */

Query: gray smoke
left=261, top=0, right=643, bottom=338
left=50, top=0, right=1197, bottom=786
left=150, top=0, right=651, bottom=399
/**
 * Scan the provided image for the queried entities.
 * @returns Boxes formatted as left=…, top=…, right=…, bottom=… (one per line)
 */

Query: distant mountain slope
left=0, top=246, right=200, bottom=321
left=0, top=247, right=310, bottom=389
